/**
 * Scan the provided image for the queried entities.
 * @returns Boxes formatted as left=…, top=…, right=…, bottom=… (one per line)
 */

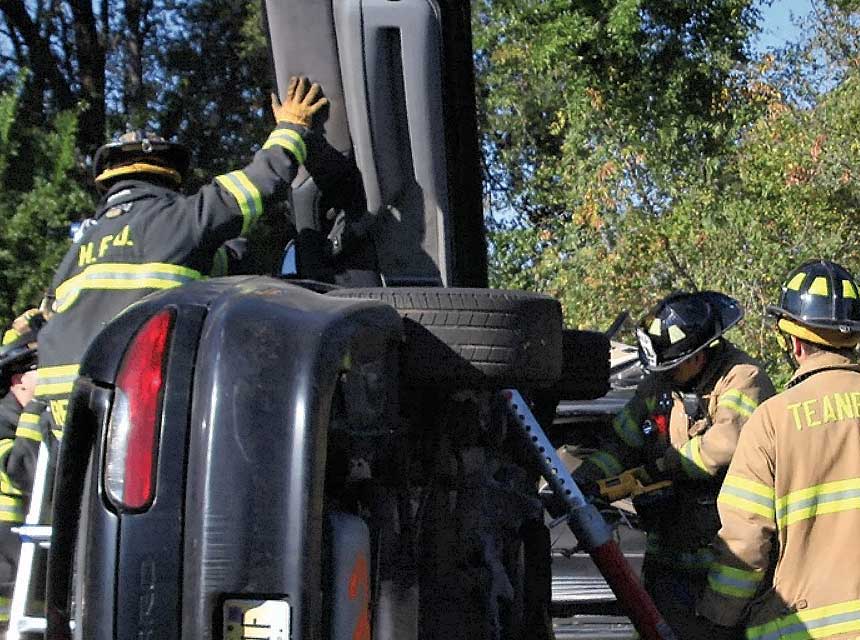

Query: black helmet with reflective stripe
left=636, top=291, right=743, bottom=372
left=93, top=130, right=191, bottom=191
left=767, top=260, right=860, bottom=345
left=0, top=316, right=43, bottom=384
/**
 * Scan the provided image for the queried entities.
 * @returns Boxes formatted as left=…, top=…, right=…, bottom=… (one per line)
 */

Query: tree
left=0, top=0, right=278, bottom=328
left=484, top=0, right=860, bottom=384
left=0, top=85, right=92, bottom=326
left=474, top=0, right=761, bottom=225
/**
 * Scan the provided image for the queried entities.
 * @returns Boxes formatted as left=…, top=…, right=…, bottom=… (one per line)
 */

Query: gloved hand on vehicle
left=271, top=76, right=329, bottom=129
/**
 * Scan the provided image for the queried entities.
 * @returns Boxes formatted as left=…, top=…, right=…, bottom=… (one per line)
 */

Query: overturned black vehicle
left=39, top=2, right=660, bottom=640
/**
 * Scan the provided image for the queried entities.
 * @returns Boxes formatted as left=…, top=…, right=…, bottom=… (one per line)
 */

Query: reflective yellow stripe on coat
left=54, top=263, right=202, bottom=313
left=679, top=436, right=710, bottom=479
left=718, top=475, right=775, bottom=520
left=708, top=563, right=765, bottom=599
left=587, top=450, right=625, bottom=477
left=775, top=477, right=860, bottom=529
left=0, top=495, right=24, bottom=524
left=613, top=408, right=645, bottom=448
left=33, top=364, right=80, bottom=399
left=0, top=440, right=21, bottom=497
left=719, top=389, right=760, bottom=418
left=263, top=128, right=307, bottom=164
left=215, top=170, right=263, bottom=234
left=746, top=599, right=860, bottom=640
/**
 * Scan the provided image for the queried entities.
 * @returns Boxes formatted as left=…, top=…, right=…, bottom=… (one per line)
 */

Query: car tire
left=326, top=287, right=562, bottom=387
left=555, top=330, right=610, bottom=400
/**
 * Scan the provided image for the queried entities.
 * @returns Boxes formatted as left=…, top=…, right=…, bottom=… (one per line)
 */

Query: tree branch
left=0, top=0, right=75, bottom=108
left=67, top=0, right=106, bottom=151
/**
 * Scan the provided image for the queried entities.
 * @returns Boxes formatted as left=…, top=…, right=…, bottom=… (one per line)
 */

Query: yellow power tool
left=597, top=466, right=672, bottom=503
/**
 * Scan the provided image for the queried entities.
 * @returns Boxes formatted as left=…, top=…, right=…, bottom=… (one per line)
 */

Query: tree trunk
left=123, top=0, right=147, bottom=125
left=0, top=0, right=75, bottom=109
left=67, top=0, right=106, bottom=154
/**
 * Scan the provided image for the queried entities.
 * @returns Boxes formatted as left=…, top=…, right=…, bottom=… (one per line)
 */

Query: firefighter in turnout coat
left=0, top=310, right=42, bottom=627
left=698, top=260, right=860, bottom=639
left=8, top=76, right=329, bottom=492
left=573, top=291, right=775, bottom=639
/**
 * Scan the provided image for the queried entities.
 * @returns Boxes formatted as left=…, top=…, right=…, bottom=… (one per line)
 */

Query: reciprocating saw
left=597, top=466, right=671, bottom=503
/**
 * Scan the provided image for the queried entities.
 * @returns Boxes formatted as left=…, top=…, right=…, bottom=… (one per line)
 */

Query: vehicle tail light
left=104, top=309, right=174, bottom=511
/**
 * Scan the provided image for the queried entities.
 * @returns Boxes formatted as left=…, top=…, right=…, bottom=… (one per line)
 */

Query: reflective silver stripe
left=55, top=263, right=202, bottom=312
left=776, top=478, right=860, bottom=528
left=719, top=476, right=775, bottom=519
left=263, top=128, right=307, bottom=164
left=719, top=389, right=759, bottom=418
left=707, top=563, right=763, bottom=599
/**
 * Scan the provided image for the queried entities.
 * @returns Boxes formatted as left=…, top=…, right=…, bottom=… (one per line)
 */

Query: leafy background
left=0, top=0, right=857, bottom=386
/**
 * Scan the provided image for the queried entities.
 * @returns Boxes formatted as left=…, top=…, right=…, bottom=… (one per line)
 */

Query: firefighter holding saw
left=573, top=291, right=775, bottom=638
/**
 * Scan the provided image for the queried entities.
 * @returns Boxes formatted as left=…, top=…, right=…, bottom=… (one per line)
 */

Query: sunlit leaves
left=482, top=0, right=860, bottom=383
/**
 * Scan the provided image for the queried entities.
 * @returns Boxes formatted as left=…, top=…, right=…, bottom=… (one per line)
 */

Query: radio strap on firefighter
left=501, top=389, right=676, bottom=640
left=8, top=443, right=55, bottom=638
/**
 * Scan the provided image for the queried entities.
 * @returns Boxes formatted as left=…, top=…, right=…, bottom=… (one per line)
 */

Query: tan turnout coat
left=576, top=342, right=775, bottom=572
left=699, top=351, right=860, bottom=639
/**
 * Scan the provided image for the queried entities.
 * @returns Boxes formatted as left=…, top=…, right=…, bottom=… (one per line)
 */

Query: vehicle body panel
left=264, top=0, right=486, bottom=287
left=48, top=278, right=402, bottom=640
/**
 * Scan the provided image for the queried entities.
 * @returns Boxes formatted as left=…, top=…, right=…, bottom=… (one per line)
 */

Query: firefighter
left=572, top=291, right=775, bottom=639
left=0, top=309, right=41, bottom=627
left=8, top=76, right=329, bottom=493
left=698, top=259, right=860, bottom=638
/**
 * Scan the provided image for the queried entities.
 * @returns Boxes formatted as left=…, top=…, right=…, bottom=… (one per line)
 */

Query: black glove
left=324, top=208, right=377, bottom=260
left=643, top=457, right=670, bottom=483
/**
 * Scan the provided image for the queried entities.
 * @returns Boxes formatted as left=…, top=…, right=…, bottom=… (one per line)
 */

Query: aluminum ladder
left=7, top=443, right=53, bottom=639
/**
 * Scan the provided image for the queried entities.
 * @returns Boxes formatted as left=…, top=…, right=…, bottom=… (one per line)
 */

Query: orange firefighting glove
left=271, top=76, right=329, bottom=129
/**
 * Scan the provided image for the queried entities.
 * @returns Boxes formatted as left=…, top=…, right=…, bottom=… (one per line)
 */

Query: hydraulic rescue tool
left=502, top=389, right=676, bottom=640
left=597, top=466, right=672, bottom=503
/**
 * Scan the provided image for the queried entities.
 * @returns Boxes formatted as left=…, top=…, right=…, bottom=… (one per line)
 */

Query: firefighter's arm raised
left=177, top=76, right=328, bottom=251
left=668, top=364, right=775, bottom=481
left=697, top=405, right=776, bottom=627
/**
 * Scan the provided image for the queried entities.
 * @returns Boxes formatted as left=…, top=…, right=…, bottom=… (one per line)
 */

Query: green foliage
left=156, top=0, right=272, bottom=184
left=483, top=0, right=860, bottom=385
left=0, top=88, right=93, bottom=328
left=475, top=0, right=761, bottom=223
left=0, top=1, right=284, bottom=332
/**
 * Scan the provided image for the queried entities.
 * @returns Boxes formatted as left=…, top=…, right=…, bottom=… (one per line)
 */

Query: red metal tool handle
left=502, top=389, right=676, bottom=640
left=590, top=539, right=676, bottom=640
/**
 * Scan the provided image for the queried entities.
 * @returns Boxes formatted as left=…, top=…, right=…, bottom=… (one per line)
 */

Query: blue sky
left=754, top=0, right=814, bottom=52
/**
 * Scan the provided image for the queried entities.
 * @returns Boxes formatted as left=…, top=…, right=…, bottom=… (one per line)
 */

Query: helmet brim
left=93, top=140, right=191, bottom=186
left=0, top=332, right=38, bottom=374
left=766, top=304, right=860, bottom=333
left=639, top=291, right=743, bottom=372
